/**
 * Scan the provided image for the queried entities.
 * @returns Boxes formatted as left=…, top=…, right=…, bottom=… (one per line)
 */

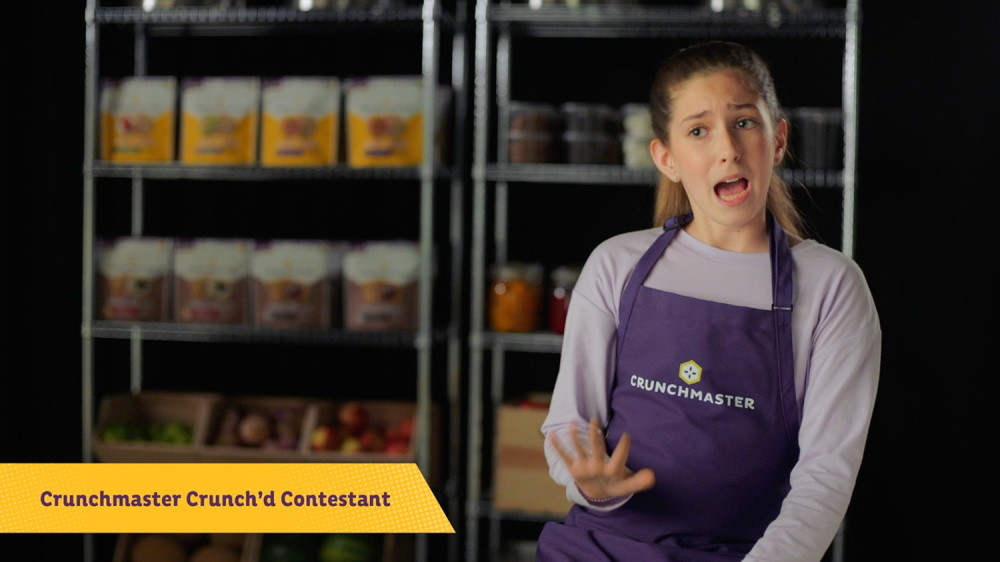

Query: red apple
left=359, top=429, right=386, bottom=452
left=310, top=426, right=340, bottom=451
left=384, top=440, right=409, bottom=456
left=338, top=403, right=368, bottom=437
left=396, top=417, right=415, bottom=441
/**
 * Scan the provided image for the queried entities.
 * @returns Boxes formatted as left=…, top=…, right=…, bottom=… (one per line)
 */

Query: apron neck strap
left=615, top=211, right=793, bottom=367
left=769, top=212, right=794, bottom=311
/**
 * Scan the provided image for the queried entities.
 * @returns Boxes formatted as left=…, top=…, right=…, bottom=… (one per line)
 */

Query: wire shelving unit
left=82, top=3, right=469, bottom=562
left=465, top=1, right=861, bottom=561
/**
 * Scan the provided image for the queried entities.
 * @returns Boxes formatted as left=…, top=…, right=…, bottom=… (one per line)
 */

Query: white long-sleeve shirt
left=541, top=226, right=881, bottom=562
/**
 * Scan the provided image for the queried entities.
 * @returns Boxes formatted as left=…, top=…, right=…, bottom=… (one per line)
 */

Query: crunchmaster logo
left=628, top=359, right=755, bottom=410
left=679, top=360, right=702, bottom=385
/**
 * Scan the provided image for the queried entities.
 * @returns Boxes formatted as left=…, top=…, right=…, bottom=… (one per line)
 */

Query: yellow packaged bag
left=181, top=77, right=260, bottom=166
left=100, top=77, right=176, bottom=163
left=260, top=77, right=340, bottom=167
left=345, top=77, right=451, bottom=168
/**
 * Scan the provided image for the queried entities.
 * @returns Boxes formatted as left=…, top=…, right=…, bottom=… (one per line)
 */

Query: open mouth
left=714, top=176, right=750, bottom=205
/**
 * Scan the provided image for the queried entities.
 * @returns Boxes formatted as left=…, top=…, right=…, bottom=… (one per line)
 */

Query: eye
left=689, top=126, right=707, bottom=138
left=735, top=118, right=757, bottom=130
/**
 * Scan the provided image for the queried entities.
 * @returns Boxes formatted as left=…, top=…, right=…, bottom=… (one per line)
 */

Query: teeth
left=724, top=177, right=742, bottom=183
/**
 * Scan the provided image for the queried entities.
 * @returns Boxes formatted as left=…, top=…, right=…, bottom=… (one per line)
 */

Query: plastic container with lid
left=509, top=131, right=555, bottom=164
left=548, top=266, right=581, bottom=335
left=563, top=132, right=620, bottom=165
left=490, top=263, right=544, bottom=333
left=509, top=101, right=559, bottom=133
left=789, top=107, right=843, bottom=169
left=622, top=135, right=655, bottom=169
left=560, top=103, right=620, bottom=135
left=621, top=103, right=655, bottom=138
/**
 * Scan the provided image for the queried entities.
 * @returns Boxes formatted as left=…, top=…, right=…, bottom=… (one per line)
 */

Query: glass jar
left=490, top=263, right=544, bottom=333
left=548, top=266, right=581, bottom=335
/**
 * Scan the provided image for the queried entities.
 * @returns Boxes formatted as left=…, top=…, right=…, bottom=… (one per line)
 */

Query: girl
left=536, top=41, right=881, bottom=562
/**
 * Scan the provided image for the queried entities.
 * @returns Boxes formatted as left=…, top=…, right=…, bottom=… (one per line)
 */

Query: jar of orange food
left=490, top=263, right=544, bottom=333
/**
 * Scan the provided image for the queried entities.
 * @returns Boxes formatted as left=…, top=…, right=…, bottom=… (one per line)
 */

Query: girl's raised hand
left=548, top=417, right=656, bottom=502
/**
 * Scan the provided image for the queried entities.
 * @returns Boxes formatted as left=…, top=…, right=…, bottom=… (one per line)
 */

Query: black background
left=1, top=0, right=997, bottom=560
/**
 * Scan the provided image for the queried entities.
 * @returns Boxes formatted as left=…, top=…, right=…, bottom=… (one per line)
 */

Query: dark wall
left=2, top=1, right=997, bottom=560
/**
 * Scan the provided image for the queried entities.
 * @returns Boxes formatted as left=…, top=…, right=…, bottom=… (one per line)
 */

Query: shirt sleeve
left=743, top=262, right=882, bottom=562
left=540, top=284, right=633, bottom=511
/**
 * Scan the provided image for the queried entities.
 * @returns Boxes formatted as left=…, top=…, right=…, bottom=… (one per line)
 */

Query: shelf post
left=83, top=8, right=99, bottom=562
left=447, top=3, right=471, bottom=560
left=419, top=2, right=442, bottom=562
left=466, top=0, right=493, bottom=560
left=836, top=5, right=861, bottom=560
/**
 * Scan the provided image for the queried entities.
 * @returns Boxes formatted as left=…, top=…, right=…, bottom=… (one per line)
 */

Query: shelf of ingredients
left=93, top=239, right=428, bottom=337
left=93, top=391, right=434, bottom=469
left=97, top=76, right=450, bottom=171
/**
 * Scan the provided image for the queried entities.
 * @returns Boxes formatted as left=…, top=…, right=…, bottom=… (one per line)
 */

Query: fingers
left=605, top=432, right=630, bottom=476
left=548, top=432, right=574, bottom=467
left=569, top=420, right=588, bottom=461
left=588, top=417, right=603, bottom=461
left=628, top=468, right=656, bottom=493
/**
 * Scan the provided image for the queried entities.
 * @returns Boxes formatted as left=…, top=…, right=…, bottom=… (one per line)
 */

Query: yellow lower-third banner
left=0, top=464, right=453, bottom=533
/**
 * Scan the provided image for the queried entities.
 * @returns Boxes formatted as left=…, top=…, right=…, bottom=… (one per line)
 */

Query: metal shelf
left=92, top=7, right=454, bottom=34
left=486, top=164, right=843, bottom=188
left=91, top=162, right=451, bottom=181
left=490, top=6, right=847, bottom=39
left=478, top=331, right=563, bottom=354
left=88, top=321, right=449, bottom=348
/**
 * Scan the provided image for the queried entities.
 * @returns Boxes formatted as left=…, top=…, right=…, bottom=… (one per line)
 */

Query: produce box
left=200, top=396, right=315, bottom=463
left=112, top=532, right=259, bottom=562
left=302, top=401, right=441, bottom=487
left=93, top=392, right=220, bottom=464
left=493, top=395, right=572, bottom=517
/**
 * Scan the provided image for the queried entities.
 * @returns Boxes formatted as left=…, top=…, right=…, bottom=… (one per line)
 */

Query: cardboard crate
left=92, top=392, right=221, bottom=463
left=200, top=396, right=315, bottom=463
left=493, top=403, right=572, bottom=517
left=301, top=401, right=442, bottom=487
left=112, top=533, right=259, bottom=562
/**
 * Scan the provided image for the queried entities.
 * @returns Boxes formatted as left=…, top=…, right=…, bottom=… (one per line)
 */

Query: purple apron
left=537, top=212, right=800, bottom=561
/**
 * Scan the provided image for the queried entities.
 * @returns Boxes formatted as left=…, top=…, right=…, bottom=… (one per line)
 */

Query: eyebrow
left=681, top=103, right=761, bottom=123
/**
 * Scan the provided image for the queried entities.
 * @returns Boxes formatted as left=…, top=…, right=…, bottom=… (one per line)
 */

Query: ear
left=773, top=118, right=789, bottom=166
left=650, top=138, right=679, bottom=182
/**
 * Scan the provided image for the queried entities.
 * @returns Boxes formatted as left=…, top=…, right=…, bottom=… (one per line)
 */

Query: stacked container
left=561, top=103, right=621, bottom=165
left=621, top=103, right=656, bottom=169
left=508, top=102, right=559, bottom=164
left=788, top=107, right=843, bottom=169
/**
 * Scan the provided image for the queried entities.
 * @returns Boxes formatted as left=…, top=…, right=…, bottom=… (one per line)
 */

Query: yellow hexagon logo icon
left=679, top=360, right=702, bottom=385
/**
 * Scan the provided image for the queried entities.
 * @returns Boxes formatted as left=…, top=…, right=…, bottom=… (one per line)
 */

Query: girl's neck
left=681, top=211, right=770, bottom=254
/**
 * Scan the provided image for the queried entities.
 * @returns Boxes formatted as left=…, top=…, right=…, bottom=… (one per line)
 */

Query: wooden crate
left=301, top=401, right=441, bottom=487
left=199, top=396, right=315, bottom=463
left=92, top=392, right=221, bottom=463
left=493, top=404, right=572, bottom=517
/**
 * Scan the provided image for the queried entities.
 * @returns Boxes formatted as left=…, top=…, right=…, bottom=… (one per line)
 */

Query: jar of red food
left=549, top=266, right=581, bottom=335
left=490, top=263, right=544, bottom=333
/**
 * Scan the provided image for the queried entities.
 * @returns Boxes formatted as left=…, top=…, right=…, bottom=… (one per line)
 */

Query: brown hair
left=649, top=41, right=804, bottom=238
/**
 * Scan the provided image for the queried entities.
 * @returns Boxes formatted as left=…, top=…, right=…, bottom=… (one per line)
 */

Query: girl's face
left=651, top=70, right=787, bottom=240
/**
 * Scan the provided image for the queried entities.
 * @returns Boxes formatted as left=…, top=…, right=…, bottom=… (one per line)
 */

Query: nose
left=717, top=128, right=741, bottom=163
